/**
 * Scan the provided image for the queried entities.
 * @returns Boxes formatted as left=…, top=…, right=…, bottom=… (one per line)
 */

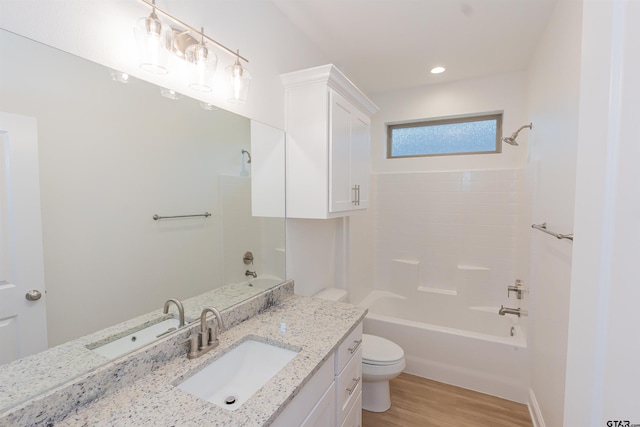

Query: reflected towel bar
left=531, top=222, right=573, bottom=241
left=153, top=212, right=212, bottom=221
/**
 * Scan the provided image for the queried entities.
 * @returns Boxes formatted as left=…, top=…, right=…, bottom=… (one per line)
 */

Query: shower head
left=502, top=122, right=533, bottom=146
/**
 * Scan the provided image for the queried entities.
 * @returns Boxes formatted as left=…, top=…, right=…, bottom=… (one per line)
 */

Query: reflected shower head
left=241, top=149, right=251, bottom=164
left=502, top=122, right=533, bottom=146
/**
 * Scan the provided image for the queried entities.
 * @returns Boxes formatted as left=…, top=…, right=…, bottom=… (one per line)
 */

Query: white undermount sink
left=89, top=318, right=183, bottom=360
left=176, top=339, right=298, bottom=411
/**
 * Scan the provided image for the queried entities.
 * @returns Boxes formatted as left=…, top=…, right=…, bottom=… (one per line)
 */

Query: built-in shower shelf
left=457, top=265, right=491, bottom=271
left=392, top=258, right=420, bottom=265
left=417, top=286, right=457, bottom=296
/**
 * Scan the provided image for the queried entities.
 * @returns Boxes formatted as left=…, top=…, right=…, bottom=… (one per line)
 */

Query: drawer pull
left=346, top=376, right=361, bottom=395
left=348, top=339, right=362, bottom=354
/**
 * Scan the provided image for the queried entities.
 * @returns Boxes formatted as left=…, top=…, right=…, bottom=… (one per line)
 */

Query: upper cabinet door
left=329, top=90, right=357, bottom=213
left=282, top=64, right=378, bottom=219
left=329, top=90, right=371, bottom=213
left=350, top=109, right=371, bottom=210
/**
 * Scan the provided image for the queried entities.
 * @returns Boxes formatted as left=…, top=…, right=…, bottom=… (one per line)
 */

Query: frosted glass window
left=387, top=113, right=502, bottom=158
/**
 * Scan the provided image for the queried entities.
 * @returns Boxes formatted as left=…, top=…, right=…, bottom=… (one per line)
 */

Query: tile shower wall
left=373, top=169, right=526, bottom=307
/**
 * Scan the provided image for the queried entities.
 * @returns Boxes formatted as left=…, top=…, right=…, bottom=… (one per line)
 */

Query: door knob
left=25, top=290, right=42, bottom=301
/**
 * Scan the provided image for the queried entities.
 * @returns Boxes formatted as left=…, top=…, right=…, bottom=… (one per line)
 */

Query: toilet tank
left=313, top=288, right=348, bottom=302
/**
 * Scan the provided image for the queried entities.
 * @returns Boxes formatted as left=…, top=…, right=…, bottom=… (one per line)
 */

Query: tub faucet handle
left=507, top=279, right=525, bottom=299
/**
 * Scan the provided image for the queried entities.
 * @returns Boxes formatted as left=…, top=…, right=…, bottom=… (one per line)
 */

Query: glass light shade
left=185, top=42, right=217, bottom=92
left=109, top=69, right=131, bottom=83
left=226, top=62, right=251, bottom=104
left=199, top=102, right=218, bottom=111
left=133, top=12, right=171, bottom=74
left=160, top=88, right=182, bottom=100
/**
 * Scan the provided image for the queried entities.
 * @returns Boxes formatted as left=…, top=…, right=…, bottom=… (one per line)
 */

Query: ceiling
left=272, top=0, right=557, bottom=94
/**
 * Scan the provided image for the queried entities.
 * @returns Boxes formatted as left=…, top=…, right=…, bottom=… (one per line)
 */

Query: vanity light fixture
left=226, top=50, right=251, bottom=104
left=109, top=69, right=132, bottom=83
left=133, top=0, right=171, bottom=74
left=160, top=88, right=182, bottom=99
left=185, top=27, right=217, bottom=92
left=199, top=102, right=218, bottom=111
left=134, top=0, right=250, bottom=101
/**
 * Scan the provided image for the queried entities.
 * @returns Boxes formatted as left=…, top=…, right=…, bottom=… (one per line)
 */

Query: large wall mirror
left=0, top=29, right=285, bottom=411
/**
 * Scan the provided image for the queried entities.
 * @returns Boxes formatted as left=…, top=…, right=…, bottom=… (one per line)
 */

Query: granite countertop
left=54, top=294, right=366, bottom=426
left=0, top=279, right=282, bottom=413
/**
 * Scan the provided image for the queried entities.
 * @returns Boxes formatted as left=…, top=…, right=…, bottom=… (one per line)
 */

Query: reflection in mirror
left=0, top=29, right=285, bottom=411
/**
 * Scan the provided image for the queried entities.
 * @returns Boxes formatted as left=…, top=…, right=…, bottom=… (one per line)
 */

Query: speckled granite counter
left=0, top=278, right=283, bottom=413
left=1, top=283, right=366, bottom=426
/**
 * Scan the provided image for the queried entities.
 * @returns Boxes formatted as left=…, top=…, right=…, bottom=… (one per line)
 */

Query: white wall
left=565, top=0, right=640, bottom=424
left=369, top=71, right=529, bottom=174
left=525, top=0, right=583, bottom=425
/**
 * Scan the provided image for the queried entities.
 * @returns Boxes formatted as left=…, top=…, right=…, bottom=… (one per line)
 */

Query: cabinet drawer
left=335, top=322, right=363, bottom=375
left=336, top=346, right=362, bottom=426
left=340, top=391, right=362, bottom=427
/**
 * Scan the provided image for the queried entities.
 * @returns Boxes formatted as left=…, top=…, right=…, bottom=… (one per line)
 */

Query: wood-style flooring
left=362, top=373, right=533, bottom=427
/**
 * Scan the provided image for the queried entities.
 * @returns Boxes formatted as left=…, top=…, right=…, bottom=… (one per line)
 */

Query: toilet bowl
left=313, top=288, right=406, bottom=413
left=361, top=333, right=406, bottom=412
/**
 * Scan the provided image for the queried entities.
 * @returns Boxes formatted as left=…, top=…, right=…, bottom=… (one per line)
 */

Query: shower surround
left=356, top=169, right=531, bottom=401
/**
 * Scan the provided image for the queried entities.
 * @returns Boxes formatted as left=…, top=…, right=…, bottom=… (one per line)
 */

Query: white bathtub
left=359, top=290, right=529, bottom=403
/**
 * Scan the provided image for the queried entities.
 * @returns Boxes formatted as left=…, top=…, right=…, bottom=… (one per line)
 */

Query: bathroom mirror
left=0, top=29, right=285, bottom=411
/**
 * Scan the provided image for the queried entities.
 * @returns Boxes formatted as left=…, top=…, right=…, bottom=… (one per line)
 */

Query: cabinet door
left=329, top=90, right=355, bottom=213
left=350, top=110, right=370, bottom=209
left=300, top=382, right=336, bottom=427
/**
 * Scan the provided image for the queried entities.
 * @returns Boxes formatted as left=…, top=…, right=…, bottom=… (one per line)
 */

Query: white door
left=0, top=112, right=47, bottom=364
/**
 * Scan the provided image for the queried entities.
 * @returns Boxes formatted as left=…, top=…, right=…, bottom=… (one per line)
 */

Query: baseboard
left=528, top=387, right=545, bottom=427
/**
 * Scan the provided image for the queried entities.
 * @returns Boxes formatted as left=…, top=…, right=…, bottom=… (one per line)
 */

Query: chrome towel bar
left=531, top=222, right=573, bottom=241
left=153, top=212, right=211, bottom=220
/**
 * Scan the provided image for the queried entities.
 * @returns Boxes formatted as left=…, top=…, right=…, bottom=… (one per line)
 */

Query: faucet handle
left=187, top=334, right=199, bottom=359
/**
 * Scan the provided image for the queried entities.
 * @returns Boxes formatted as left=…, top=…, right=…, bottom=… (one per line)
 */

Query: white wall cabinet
left=272, top=321, right=363, bottom=426
left=281, top=65, right=378, bottom=219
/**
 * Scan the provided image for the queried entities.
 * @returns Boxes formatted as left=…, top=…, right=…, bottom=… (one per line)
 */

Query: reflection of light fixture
left=226, top=50, right=251, bottom=104
left=199, top=102, right=218, bottom=111
left=185, top=27, right=217, bottom=92
left=160, top=88, right=182, bottom=99
left=133, top=0, right=171, bottom=74
left=133, top=0, right=250, bottom=102
left=109, top=69, right=132, bottom=83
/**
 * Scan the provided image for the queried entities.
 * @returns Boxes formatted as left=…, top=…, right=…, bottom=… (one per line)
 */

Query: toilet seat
left=362, top=334, right=405, bottom=366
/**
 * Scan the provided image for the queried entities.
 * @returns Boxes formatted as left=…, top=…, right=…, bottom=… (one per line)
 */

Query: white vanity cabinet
left=281, top=64, right=378, bottom=219
left=334, top=322, right=363, bottom=427
left=272, top=321, right=363, bottom=427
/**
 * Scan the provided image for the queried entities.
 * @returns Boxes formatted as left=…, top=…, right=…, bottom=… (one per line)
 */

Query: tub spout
left=499, top=305, right=527, bottom=317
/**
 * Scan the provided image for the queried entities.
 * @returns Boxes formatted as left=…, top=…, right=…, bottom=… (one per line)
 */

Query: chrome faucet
left=498, top=305, right=527, bottom=317
left=187, top=306, right=225, bottom=359
left=163, top=298, right=185, bottom=327
left=245, top=270, right=257, bottom=278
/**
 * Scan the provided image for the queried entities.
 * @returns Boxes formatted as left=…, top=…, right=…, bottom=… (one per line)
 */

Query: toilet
left=313, top=288, right=406, bottom=412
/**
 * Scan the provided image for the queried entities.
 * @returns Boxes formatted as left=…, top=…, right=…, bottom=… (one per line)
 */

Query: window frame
left=386, top=112, right=503, bottom=159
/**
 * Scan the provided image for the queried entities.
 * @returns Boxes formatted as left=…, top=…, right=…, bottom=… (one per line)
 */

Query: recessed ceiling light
left=430, top=66, right=446, bottom=74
